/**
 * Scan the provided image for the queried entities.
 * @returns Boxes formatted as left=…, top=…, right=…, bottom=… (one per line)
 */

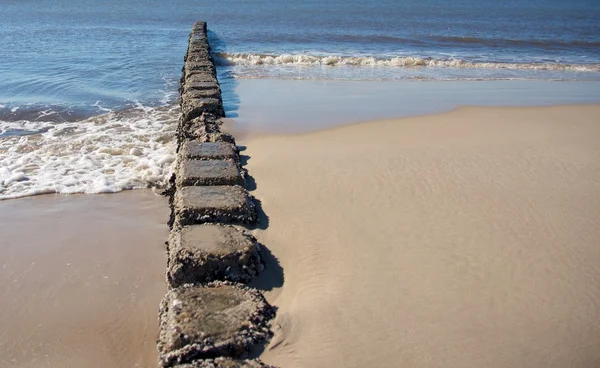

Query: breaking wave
left=215, top=52, right=600, bottom=72
left=0, top=103, right=178, bottom=200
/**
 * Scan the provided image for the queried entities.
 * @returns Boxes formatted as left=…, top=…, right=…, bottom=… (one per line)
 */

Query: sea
left=1, top=0, right=599, bottom=199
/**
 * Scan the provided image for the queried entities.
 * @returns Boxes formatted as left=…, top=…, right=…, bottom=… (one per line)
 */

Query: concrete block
left=185, top=46, right=212, bottom=61
left=157, top=282, right=274, bottom=367
left=177, top=116, right=225, bottom=144
left=190, top=33, right=208, bottom=43
left=184, top=80, right=220, bottom=93
left=203, top=133, right=236, bottom=144
left=191, top=21, right=207, bottom=35
left=182, top=142, right=238, bottom=161
left=186, top=52, right=214, bottom=64
left=177, top=160, right=244, bottom=187
left=184, top=62, right=217, bottom=76
left=174, top=186, right=256, bottom=226
left=173, top=358, right=273, bottom=368
left=166, top=224, right=262, bottom=287
left=184, top=64, right=215, bottom=77
left=183, top=89, right=221, bottom=100
left=185, top=72, right=218, bottom=84
left=181, top=97, right=225, bottom=122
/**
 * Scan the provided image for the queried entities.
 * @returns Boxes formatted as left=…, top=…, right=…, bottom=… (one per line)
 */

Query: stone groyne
left=158, top=22, right=275, bottom=368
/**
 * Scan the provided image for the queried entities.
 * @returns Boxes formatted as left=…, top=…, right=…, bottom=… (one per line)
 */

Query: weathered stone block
left=183, top=89, right=221, bottom=100
left=184, top=62, right=217, bottom=76
left=190, top=33, right=208, bottom=42
left=173, top=358, right=273, bottom=368
left=174, top=186, right=256, bottom=226
left=158, top=282, right=274, bottom=367
left=177, top=160, right=244, bottom=187
left=181, top=97, right=225, bottom=122
left=191, top=21, right=207, bottom=35
left=186, top=52, right=214, bottom=64
left=177, top=116, right=225, bottom=143
left=186, top=73, right=218, bottom=84
left=182, top=141, right=237, bottom=160
left=203, top=133, right=236, bottom=144
left=184, top=64, right=215, bottom=77
left=184, top=81, right=220, bottom=93
left=166, top=224, right=262, bottom=287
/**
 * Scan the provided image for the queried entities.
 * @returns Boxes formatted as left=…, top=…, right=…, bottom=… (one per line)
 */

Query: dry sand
left=0, top=190, right=168, bottom=368
left=244, top=104, right=600, bottom=368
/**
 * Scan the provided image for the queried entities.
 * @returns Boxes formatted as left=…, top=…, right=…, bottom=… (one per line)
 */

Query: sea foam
left=215, top=53, right=600, bottom=72
left=0, top=104, right=178, bottom=200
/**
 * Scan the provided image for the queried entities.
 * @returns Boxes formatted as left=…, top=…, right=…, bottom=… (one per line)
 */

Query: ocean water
left=1, top=0, right=599, bottom=199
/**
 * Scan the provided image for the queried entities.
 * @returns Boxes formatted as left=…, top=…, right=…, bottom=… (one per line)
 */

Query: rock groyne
left=158, top=21, right=274, bottom=368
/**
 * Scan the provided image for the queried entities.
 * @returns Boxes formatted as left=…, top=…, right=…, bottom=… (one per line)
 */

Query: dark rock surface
left=173, top=357, right=274, bottom=368
left=177, top=160, right=244, bottom=187
left=178, top=113, right=231, bottom=144
left=166, top=224, right=263, bottom=287
left=181, top=97, right=225, bottom=123
left=182, top=141, right=238, bottom=161
left=158, top=282, right=274, bottom=367
left=174, top=186, right=257, bottom=226
left=183, top=89, right=222, bottom=100
left=183, top=80, right=221, bottom=95
left=185, top=73, right=219, bottom=84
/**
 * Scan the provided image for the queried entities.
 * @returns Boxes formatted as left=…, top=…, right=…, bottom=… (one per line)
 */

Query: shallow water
left=1, top=0, right=599, bottom=111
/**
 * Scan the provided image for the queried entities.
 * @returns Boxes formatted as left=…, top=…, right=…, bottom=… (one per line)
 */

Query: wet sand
left=244, top=104, right=600, bottom=368
left=227, top=79, right=600, bottom=135
left=0, top=190, right=168, bottom=368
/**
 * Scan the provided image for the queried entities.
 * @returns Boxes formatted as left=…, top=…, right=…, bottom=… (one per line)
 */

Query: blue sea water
left=1, top=0, right=599, bottom=113
left=0, top=0, right=599, bottom=198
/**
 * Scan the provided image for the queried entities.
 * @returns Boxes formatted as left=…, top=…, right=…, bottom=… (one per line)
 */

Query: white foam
left=216, top=53, right=600, bottom=72
left=0, top=104, right=178, bottom=200
left=92, top=101, right=114, bottom=113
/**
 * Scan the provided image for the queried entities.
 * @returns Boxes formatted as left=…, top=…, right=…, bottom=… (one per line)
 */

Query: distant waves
left=214, top=52, right=600, bottom=82
left=215, top=52, right=600, bottom=72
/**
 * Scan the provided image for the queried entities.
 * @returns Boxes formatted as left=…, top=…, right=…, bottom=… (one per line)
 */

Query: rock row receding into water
left=158, top=20, right=273, bottom=368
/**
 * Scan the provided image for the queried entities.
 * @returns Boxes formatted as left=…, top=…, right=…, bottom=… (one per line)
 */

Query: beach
left=2, top=1, right=600, bottom=365
left=241, top=104, right=600, bottom=367
left=0, top=190, right=168, bottom=368
left=1, top=83, right=600, bottom=367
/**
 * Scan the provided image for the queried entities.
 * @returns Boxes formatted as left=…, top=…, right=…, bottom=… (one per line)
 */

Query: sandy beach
left=2, top=0, right=600, bottom=366
left=1, top=101, right=599, bottom=368
left=242, top=104, right=600, bottom=368
left=0, top=190, right=168, bottom=368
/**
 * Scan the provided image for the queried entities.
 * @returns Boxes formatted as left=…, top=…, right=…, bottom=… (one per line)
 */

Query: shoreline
left=1, top=101, right=599, bottom=367
left=243, top=103, right=600, bottom=367
left=227, top=79, right=600, bottom=136
left=228, top=102, right=600, bottom=140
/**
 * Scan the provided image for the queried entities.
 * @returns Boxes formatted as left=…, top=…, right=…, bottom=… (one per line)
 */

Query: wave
left=0, top=103, right=178, bottom=200
left=214, top=53, right=600, bottom=72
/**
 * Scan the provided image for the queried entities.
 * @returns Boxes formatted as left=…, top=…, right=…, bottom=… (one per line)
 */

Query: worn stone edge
left=166, top=225, right=264, bottom=287
left=157, top=282, right=275, bottom=367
